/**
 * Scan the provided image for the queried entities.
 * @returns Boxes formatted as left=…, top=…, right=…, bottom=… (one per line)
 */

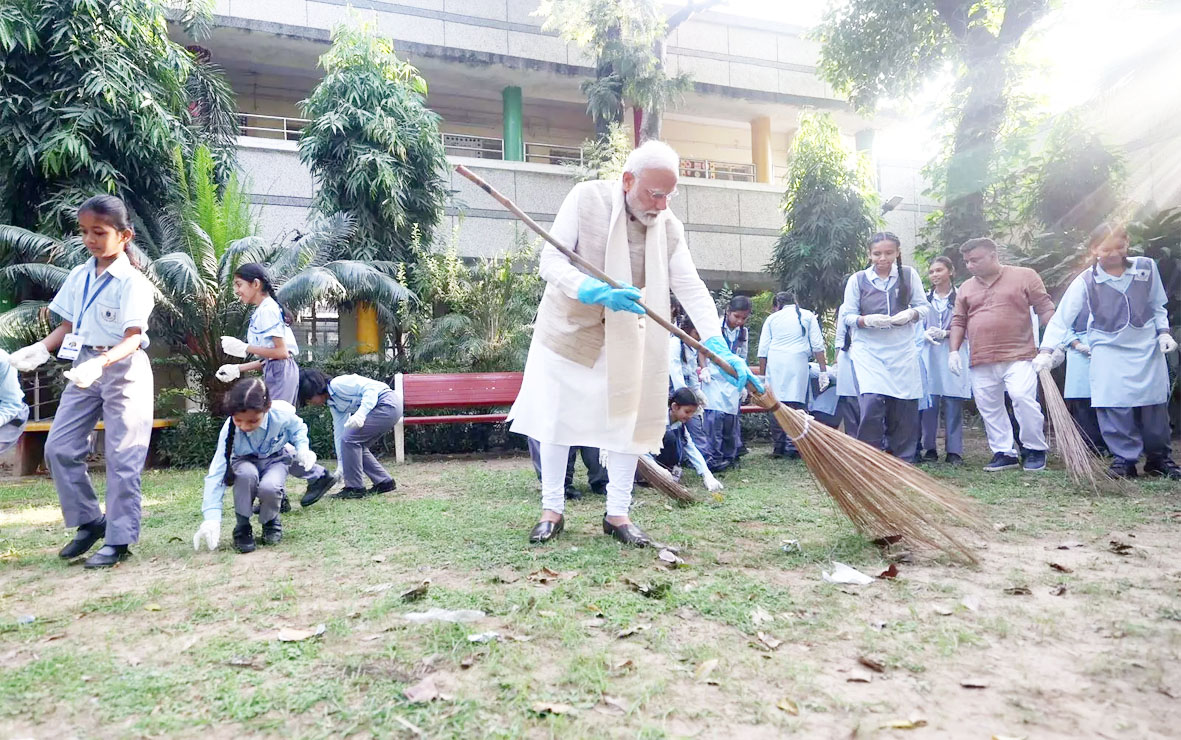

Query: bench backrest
left=399, top=372, right=522, bottom=410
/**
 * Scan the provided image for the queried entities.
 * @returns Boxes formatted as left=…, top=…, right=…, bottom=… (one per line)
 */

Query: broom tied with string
left=455, top=165, right=985, bottom=563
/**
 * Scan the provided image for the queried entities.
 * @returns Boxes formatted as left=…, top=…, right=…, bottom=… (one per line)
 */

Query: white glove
left=220, top=336, right=249, bottom=358
left=295, top=448, right=317, bottom=469
left=345, top=411, right=367, bottom=430
left=703, top=472, right=724, bottom=492
left=63, top=357, right=105, bottom=389
left=924, top=327, right=948, bottom=344
left=698, top=365, right=714, bottom=384
left=889, top=308, right=920, bottom=326
left=9, top=342, right=50, bottom=372
left=817, top=372, right=830, bottom=393
left=1159, top=333, right=1178, bottom=354
left=1071, top=342, right=1091, bottom=356
left=215, top=364, right=241, bottom=383
left=1032, top=349, right=1063, bottom=373
left=948, top=351, right=963, bottom=376
left=193, top=519, right=220, bottom=551
left=861, top=314, right=893, bottom=329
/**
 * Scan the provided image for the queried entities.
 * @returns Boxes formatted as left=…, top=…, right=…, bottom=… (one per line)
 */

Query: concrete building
left=175, top=1, right=935, bottom=294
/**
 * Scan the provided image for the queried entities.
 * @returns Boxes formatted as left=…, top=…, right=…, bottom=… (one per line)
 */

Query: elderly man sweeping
left=510, top=141, right=762, bottom=546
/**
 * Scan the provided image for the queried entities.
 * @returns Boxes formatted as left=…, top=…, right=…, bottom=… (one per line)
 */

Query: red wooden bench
left=390, top=371, right=763, bottom=462
left=391, top=372, right=523, bottom=462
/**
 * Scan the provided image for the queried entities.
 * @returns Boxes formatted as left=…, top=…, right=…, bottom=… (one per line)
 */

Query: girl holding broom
left=700, top=295, right=752, bottom=472
left=642, top=388, right=723, bottom=493
left=838, top=232, right=930, bottom=463
left=1038, top=222, right=1180, bottom=480
left=918, top=256, right=970, bottom=465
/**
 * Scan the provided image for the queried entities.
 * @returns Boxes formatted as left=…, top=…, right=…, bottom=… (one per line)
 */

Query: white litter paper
left=403, top=608, right=486, bottom=624
left=821, top=562, right=874, bottom=585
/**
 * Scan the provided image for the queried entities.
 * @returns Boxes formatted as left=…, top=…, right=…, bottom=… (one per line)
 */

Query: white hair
left=622, top=140, right=681, bottom=177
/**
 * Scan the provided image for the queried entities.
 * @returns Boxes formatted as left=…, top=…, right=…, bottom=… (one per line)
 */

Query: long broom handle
left=455, top=165, right=755, bottom=392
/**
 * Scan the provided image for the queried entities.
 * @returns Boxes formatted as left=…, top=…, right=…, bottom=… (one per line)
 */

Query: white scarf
left=603, top=187, right=671, bottom=452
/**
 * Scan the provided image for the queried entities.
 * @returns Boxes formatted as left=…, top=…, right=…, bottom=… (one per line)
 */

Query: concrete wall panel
left=443, top=21, right=508, bottom=55
left=378, top=13, right=446, bottom=45
left=729, top=62, right=779, bottom=94
left=727, top=27, right=778, bottom=62
left=446, top=0, right=507, bottom=21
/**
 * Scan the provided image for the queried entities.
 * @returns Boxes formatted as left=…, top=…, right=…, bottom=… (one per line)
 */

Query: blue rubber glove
left=576, top=277, right=645, bottom=315
left=702, top=335, right=764, bottom=393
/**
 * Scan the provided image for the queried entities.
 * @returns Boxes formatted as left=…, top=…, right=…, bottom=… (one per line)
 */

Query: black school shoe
left=919, top=449, right=939, bottom=463
left=945, top=453, right=964, bottom=467
left=369, top=479, right=397, bottom=495
left=232, top=517, right=256, bottom=553
left=301, top=470, right=340, bottom=508
left=261, top=518, right=282, bottom=546
left=1143, top=458, right=1180, bottom=480
left=83, top=544, right=130, bottom=569
left=333, top=487, right=370, bottom=500
left=1106, top=460, right=1138, bottom=480
left=59, top=516, right=106, bottom=559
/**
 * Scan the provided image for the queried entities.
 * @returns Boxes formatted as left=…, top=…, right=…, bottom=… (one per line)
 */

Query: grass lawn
left=1, top=430, right=1180, bottom=739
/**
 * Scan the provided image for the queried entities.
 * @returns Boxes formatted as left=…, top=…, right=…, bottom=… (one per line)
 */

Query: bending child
left=298, top=369, right=403, bottom=501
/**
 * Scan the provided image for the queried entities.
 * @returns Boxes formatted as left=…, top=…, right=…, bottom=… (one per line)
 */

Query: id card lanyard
left=58, top=271, right=114, bottom=361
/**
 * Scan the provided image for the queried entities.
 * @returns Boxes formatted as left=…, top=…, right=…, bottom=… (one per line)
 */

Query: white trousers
left=969, top=360, right=1047, bottom=455
left=540, top=442, right=637, bottom=517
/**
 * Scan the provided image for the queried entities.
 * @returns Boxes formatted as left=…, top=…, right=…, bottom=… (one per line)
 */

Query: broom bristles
left=750, top=390, right=985, bottom=564
left=1037, top=368, right=1126, bottom=494
left=636, top=455, right=699, bottom=504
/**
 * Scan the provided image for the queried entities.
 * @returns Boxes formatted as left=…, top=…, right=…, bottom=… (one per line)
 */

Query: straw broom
left=456, top=165, right=984, bottom=563
left=636, top=455, right=699, bottom=504
left=1037, top=367, right=1123, bottom=493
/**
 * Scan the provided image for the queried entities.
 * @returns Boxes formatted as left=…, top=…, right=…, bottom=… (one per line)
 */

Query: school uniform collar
left=865, top=264, right=899, bottom=281
left=1092, top=264, right=1131, bottom=284
left=86, top=253, right=134, bottom=281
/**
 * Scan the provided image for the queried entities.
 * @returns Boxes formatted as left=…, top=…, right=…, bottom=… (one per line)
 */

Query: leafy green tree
left=815, top=0, right=1050, bottom=248
left=298, top=22, right=449, bottom=263
left=538, top=0, right=720, bottom=142
left=0, top=147, right=411, bottom=409
left=404, top=231, right=543, bottom=373
left=768, top=113, right=880, bottom=320
left=0, top=0, right=237, bottom=236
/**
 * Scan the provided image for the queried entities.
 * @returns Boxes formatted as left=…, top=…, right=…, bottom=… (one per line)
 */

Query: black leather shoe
left=301, top=470, right=339, bottom=507
left=1144, top=458, right=1181, bottom=480
left=369, top=479, right=396, bottom=494
left=83, top=545, right=129, bottom=569
left=920, top=449, right=939, bottom=463
left=529, top=516, right=564, bottom=544
left=945, top=453, right=964, bottom=466
left=261, top=518, right=282, bottom=546
left=59, top=516, right=106, bottom=559
left=333, top=486, right=369, bottom=500
left=564, top=486, right=583, bottom=500
left=233, top=522, right=256, bottom=553
left=279, top=494, right=291, bottom=514
left=602, top=517, right=653, bottom=547
left=590, top=484, right=607, bottom=496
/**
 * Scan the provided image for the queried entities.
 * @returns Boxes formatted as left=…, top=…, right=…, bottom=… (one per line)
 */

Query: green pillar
left=502, top=86, right=524, bottom=161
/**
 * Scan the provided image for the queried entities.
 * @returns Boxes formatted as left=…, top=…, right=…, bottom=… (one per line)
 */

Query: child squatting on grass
left=193, top=378, right=336, bottom=554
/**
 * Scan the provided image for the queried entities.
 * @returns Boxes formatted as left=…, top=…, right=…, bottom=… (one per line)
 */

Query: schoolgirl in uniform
left=700, top=295, right=751, bottom=472
left=833, top=303, right=861, bottom=436
left=217, top=263, right=300, bottom=404
left=298, top=369, right=403, bottom=501
left=0, top=350, right=29, bottom=454
left=8, top=195, right=155, bottom=568
left=193, top=378, right=334, bottom=553
left=1039, top=223, right=1180, bottom=479
left=645, top=388, right=723, bottom=492
left=757, top=292, right=826, bottom=458
left=919, top=256, right=971, bottom=465
left=838, top=232, right=930, bottom=463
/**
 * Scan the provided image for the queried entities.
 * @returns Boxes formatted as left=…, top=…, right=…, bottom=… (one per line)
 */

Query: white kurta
left=509, top=187, right=721, bottom=454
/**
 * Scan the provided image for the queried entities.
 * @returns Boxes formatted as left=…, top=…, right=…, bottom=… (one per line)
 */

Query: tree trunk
left=939, top=54, right=1007, bottom=251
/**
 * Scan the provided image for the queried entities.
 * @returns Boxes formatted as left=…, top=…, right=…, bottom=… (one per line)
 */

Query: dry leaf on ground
left=532, top=702, right=575, bottom=716
left=404, top=675, right=440, bottom=703
left=1109, top=540, right=1134, bottom=555
left=756, top=632, right=783, bottom=651
left=1048, top=562, right=1073, bottom=573
left=695, top=658, right=720, bottom=682
left=361, top=582, right=392, bottom=594
left=400, top=579, right=430, bottom=602
left=847, top=669, right=873, bottom=683
left=623, top=578, right=670, bottom=599
left=750, top=606, right=774, bottom=625
left=600, top=695, right=629, bottom=714
left=1003, top=586, right=1031, bottom=596
left=961, top=677, right=989, bottom=688
left=882, top=718, right=927, bottom=729
left=777, top=697, right=799, bottom=715
left=616, top=624, right=651, bottom=639
left=876, top=564, right=899, bottom=579
left=1050, top=584, right=1067, bottom=596
left=858, top=655, right=886, bottom=673
left=528, top=567, right=575, bottom=584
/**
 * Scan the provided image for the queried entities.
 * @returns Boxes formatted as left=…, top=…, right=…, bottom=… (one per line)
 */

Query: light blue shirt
left=1042, top=260, right=1170, bottom=407
left=758, top=305, right=823, bottom=404
left=668, top=337, right=700, bottom=392
left=0, top=357, right=28, bottom=426
left=839, top=265, right=930, bottom=400
left=326, top=374, right=396, bottom=461
left=48, top=254, right=154, bottom=348
left=248, top=296, right=299, bottom=356
left=201, top=401, right=312, bottom=522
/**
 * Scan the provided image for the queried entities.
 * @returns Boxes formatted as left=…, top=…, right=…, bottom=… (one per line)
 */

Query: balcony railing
left=237, top=116, right=762, bottom=182
left=239, top=113, right=308, bottom=141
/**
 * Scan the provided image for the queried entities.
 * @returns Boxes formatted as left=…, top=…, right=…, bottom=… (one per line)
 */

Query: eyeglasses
left=646, top=188, right=678, bottom=202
